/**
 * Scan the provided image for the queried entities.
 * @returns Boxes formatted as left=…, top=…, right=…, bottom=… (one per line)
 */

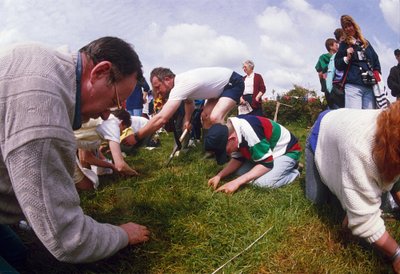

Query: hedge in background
left=263, top=85, right=326, bottom=127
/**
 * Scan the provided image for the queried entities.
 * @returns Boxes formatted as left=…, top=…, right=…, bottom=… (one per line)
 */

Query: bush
left=263, top=85, right=326, bottom=127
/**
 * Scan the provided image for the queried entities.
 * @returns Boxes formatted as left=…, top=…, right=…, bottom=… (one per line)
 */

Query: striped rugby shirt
left=229, top=115, right=301, bottom=168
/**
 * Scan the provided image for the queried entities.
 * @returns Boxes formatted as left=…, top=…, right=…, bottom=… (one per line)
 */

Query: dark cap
left=204, top=124, right=229, bottom=165
left=395, top=49, right=400, bottom=56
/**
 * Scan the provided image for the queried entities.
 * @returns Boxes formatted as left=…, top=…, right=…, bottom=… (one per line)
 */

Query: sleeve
left=335, top=42, right=349, bottom=71
left=315, top=57, right=323, bottom=72
left=343, top=187, right=385, bottom=243
left=387, top=67, right=400, bottom=97
left=340, top=153, right=386, bottom=244
left=249, top=141, right=274, bottom=168
left=257, top=74, right=266, bottom=94
left=6, top=138, right=128, bottom=263
left=367, top=44, right=381, bottom=73
left=142, top=79, right=150, bottom=92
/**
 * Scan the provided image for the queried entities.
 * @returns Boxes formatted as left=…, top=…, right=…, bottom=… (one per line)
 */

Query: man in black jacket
left=388, top=49, right=400, bottom=101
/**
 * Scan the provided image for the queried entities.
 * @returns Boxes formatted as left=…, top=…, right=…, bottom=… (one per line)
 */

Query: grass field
left=17, top=123, right=400, bottom=273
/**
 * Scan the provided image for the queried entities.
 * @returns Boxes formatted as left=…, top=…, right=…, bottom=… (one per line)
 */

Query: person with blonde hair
left=305, top=101, right=400, bottom=272
left=334, top=15, right=381, bottom=109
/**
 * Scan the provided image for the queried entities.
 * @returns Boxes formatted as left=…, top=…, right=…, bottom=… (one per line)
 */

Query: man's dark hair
left=112, top=109, right=132, bottom=128
left=150, top=67, right=175, bottom=82
left=80, top=36, right=143, bottom=83
left=325, top=38, right=337, bottom=52
left=395, top=49, right=400, bottom=56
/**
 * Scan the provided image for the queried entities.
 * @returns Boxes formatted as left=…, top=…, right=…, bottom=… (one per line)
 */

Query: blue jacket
left=335, top=40, right=381, bottom=87
left=126, top=78, right=150, bottom=110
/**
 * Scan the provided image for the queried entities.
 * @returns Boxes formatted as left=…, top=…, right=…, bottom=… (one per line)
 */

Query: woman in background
left=334, top=15, right=381, bottom=109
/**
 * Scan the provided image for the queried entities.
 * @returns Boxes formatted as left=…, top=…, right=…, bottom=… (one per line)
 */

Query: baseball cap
left=395, top=49, right=400, bottom=56
left=204, top=123, right=229, bottom=165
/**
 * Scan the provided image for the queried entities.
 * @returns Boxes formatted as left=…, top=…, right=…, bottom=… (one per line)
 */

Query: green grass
left=17, top=124, right=400, bottom=273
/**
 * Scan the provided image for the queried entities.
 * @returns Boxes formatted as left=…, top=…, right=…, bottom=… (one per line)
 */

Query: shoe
left=188, top=139, right=196, bottom=147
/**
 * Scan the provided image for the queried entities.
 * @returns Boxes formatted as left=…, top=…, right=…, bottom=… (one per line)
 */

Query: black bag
left=330, top=82, right=345, bottom=108
left=329, top=59, right=351, bottom=109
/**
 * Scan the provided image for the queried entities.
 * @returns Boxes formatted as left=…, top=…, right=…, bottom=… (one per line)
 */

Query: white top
left=96, top=115, right=121, bottom=143
left=243, top=72, right=254, bottom=95
left=168, top=67, right=233, bottom=101
left=130, top=116, right=149, bottom=132
left=315, top=108, right=396, bottom=243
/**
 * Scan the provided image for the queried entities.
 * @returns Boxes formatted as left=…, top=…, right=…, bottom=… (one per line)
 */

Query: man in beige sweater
left=0, top=37, right=149, bottom=271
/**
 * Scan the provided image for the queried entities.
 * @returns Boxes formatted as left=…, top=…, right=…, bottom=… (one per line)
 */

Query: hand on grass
left=216, top=181, right=241, bottom=194
left=208, top=176, right=221, bottom=189
left=120, top=222, right=150, bottom=245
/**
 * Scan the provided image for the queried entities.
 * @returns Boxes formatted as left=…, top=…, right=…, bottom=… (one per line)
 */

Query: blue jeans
left=305, top=139, right=331, bottom=204
left=0, top=224, right=27, bottom=273
left=127, top=109, right=142, bottom=117
left=235, top=156, right=299, bottom=188
left=345, top=83, right=376, bottom=109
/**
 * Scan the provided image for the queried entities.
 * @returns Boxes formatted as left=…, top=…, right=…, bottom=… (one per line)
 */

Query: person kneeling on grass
left=205, top=115, right=301, bottom=194
left=305, top=102, right=400, bottom=272
left=74, top=109, right=139, bottom=190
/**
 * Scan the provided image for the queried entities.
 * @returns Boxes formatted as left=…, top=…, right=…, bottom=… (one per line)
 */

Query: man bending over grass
left=130, top=67, right=244, bottom=145
left=205, top=115, right=301, bottom=194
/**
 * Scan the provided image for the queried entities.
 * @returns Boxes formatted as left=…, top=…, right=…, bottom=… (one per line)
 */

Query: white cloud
left=152, top=23, right=250, bottom=71
left=379, top=0, right=400, bottom=34
left=255, top=0, right=337, bottom=94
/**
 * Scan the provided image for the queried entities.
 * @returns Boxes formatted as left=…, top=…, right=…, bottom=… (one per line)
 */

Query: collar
left=228, top=117, right=242, bottom=147
left=72, top=52, right=82, bottom=130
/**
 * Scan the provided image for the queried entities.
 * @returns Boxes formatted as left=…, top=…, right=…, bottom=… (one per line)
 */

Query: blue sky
left=1, top=0, right=399, bottom=97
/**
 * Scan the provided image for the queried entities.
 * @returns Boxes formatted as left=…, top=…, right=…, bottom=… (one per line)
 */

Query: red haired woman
left=306, top=101, right=400, bottom=272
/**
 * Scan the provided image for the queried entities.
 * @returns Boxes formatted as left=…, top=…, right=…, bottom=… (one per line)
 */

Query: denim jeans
left=345, top=83, right=376, bottom=109
left=0, top=224, right=27, bottom=273
left=235, top=155, right=299, bottom=188
left=127, top=109, right=142, bottom=117
left=305, top=140, right=331, bottom=204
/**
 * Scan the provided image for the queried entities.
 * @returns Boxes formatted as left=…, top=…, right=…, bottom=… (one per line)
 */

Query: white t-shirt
left=130, top=116, right=148, bottom=132
left=96, top=115, right=120, bottom=143
left=168, top=67, right=233, bottom=101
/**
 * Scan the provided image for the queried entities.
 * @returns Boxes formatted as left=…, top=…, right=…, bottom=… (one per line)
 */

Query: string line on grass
left=211, top=226, right=274, bottom=274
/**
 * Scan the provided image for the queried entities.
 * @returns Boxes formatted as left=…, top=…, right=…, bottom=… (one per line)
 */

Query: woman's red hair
left=373, top=101, right=400, bottom=184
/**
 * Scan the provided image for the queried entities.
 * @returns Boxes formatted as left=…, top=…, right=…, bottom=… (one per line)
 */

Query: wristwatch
left=134, top=132, right=140, bottom=142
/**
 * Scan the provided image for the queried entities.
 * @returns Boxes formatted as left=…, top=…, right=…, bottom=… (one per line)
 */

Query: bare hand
left=216, top=181, right=241, bottom=194
left=119, top=222, right=150, bottom=245
left=240, top=97, right=246, bottom=105
left=183, top=121, right=192, bottom=131
left=208, top=176, right=221, bottom=189
left=346, top=47, right=354, bottom=58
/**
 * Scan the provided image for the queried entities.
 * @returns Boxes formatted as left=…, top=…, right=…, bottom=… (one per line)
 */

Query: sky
left=1, top=0, right=399, bottom=98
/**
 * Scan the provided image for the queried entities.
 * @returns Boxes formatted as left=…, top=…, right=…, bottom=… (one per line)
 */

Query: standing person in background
left=335, top=14, right=381, bottom=109
left=315, top=38, right=339, bottom=109
left=241, top=60, right=266, bottom=116
left=126, top=77, right=150, bottom=116
left=0, top=37, right=149, bottom=272
left=387, top=49, right=400, bottom=101
left=142, top=90, right=154, bottom=119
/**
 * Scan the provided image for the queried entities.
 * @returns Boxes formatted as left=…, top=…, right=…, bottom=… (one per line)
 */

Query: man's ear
left=90, top=61, right=112, bottom=82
